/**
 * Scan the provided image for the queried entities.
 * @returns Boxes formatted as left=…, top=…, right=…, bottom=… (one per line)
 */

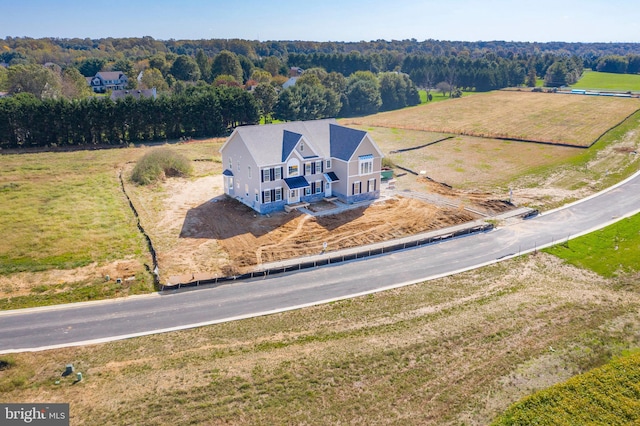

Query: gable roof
left=220, top=119, right=380, bottom=167
left=223, top=119, right=336, bottom=167
left=96, top=71, right=127, bottom=81
left=329, top=124, right=367, bottom=161
left=282, top=130, right=302, bottom=162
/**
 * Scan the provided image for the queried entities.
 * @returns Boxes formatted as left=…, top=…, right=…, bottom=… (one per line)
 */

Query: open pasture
left=352, top=126, right=583, bottom=190
left=345, top=91, right=640, bottom=147
left=573, top=70, right=640, bottom=92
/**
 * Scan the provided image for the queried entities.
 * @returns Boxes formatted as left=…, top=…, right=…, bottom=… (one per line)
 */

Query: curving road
left=2, top=171, right=640, bottom=354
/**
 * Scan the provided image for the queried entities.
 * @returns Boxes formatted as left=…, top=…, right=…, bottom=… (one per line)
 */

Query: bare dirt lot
left=131, top=165, right=512, bottom=282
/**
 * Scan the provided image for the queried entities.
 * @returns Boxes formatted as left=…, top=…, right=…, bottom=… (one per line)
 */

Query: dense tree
left=237, top=54, right=255, bottom=83
left=263, top=56, right=283, bottom=76
left=322, top=71, right=347, bottom=94
left=250, top=69, right=272, bottom=84
left=378, top=72, right=420, bottom=111
left=595, top=55, right=628, bottom=73
left=140, top=67, right=168, bottom=91
left=296, top=72, right=323, bottom=87
left=148, top=54, right=169, bottom=75
left=274, top=84, right=341, bottom=121
left=0, top=84, right=259, bottom=148
left=170, top=55, right=201, bottom=81
left=76, top=58, right=107, bottom=77
left=627, top=54, right=640, bottom=74
left=61, top=67, right=92, bottom=99
left=343, top=72, right=381, bottom=116
left=544, top=57, right=582, bottom=87
left=195, top=49, right=210, bottom=81
left=252, top=82, right=278, bottom=120
left=0, top=66, right=8, bottom=91
left=210, top=50, right=243, bottom=83
left=7, top=64, right=61, bottom=99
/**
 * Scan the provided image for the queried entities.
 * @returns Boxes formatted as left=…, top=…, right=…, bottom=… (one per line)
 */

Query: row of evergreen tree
left=0, top=86, right=258, bottom=149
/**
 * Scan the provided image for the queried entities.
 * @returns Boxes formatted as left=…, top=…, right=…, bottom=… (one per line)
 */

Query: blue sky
left=2, top=0, right=639, bottom=43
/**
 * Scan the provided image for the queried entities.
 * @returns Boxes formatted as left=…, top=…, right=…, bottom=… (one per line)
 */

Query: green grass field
left=0, top=149, right=154, bottom=307
left=572, top=70, right=640, bottom=92
left=491, top=350, right=640, bottom=425
left=545, top=214, right=640, bottom=277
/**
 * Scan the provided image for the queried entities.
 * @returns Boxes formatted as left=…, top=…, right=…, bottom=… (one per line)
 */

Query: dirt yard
left=128, top=163, right=514, bottom=282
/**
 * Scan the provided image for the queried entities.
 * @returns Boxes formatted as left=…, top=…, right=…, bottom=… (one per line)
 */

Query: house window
left=315, top=180, right=322, bottom=194
left=359, top=155, right=373, bottom=175
left=290, top=190, right=296, bottom=199
left=316, top=161, right=323, bottom=173
left=288, top=164, right=299, bottom=177
left=305, top=187, right=311, bottom=196
left=245, top=184, right=249, bottom=197
left=262, top=169, right=270, bottom=182
left=300, top=142, right=304, bottom=152
left=305, top=163, right=311, bottom=175
left=353, top=181, right=362, bottom=195
left=255, top=189, right=259, bottom=202
left=368, top=178, right=376, bottom=192
left=274, top=167, right=282, bottom=180
left=264, top=190, right=271, bottom=203
left=248, top=166, right=252, bottom=179
left=326, top=159, right=331, bottom=169
left=275, top=187, right=282, bottom=201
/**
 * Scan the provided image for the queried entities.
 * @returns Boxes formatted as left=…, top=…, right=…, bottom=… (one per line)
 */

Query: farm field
left=344, top=90, right=640, bottom=146
left=2, top=252, right=639, bottom=425
left=358, top=127, right=582, bottom=190
left=572, top=70, right=640, bottom=92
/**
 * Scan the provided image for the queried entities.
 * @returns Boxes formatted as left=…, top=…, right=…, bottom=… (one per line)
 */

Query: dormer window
left=300, top=142, right=304, bottom=152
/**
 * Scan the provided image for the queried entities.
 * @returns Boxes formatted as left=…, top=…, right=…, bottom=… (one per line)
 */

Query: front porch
left=284, top=201, right=310, bottom=213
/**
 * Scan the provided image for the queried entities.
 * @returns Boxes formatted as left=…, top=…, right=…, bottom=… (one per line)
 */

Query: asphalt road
left=2, top=172, right=640, bottom=354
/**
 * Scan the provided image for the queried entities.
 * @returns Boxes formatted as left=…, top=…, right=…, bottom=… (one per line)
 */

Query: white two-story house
left=89, top=71, right=129, bottom=93
left=219, top=119, right=383, bottom=214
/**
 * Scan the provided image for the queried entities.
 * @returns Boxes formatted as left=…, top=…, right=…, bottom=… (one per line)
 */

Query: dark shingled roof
left=282, top=130, right=302, bottom=162
left=324, top=171, right=339, bottom=182
left=283, top=176, right=310, bottom=189
left=329, top=124, right=367, bottom=161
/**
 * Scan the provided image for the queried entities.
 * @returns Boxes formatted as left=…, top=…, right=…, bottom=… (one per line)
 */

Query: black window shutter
left=271, top=189, right=275, bottom=202
left=321, top=161, right=324, bottom=173
left=261, top=169, right=264, bottom=183
left=352, top=183, right=355, bottom=195
left=261, top=192, right=265, bottom=203
left=270, top=168, right=274, bottom=181
left=280, top=167, right=283, bottom=178
left=367, top=180, right=370, bottom=192
left=312, top=162, right=316, bottom=174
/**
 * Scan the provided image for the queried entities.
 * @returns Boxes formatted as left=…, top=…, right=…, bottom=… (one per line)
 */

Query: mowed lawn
left=345, top=91, right=640, bottom=147
left=573, top=70, right=640, bottom=92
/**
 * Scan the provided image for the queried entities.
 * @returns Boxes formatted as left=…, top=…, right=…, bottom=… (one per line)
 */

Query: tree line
left=0, top=85, right=258, bottom=149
